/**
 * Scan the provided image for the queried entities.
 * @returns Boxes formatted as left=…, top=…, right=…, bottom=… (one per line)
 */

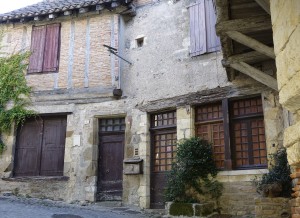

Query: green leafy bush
left=256, top=148, right=292, bottom=197
left=165, top=137, right=223, bottom=204
left=0, top=37, right=35, bottom=154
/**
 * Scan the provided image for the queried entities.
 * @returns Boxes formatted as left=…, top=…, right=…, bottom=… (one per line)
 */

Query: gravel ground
left=0, top=196, right=162, bottom=218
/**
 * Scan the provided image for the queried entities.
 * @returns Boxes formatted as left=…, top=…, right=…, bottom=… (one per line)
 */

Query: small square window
left=136, top=37, right=144, bottom=48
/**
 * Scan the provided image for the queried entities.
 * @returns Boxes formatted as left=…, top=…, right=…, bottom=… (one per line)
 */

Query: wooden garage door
left=14, top=116, right=67, bottom=177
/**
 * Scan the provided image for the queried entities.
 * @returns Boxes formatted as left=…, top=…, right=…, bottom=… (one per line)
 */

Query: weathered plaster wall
left=270, top=1, right=300, bottom=166
left=121, top=0, right=228, bottom=103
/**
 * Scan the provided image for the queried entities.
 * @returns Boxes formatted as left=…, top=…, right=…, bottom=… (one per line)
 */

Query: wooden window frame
left=28, top=23, right=61, bottom=74
left=230, top=97, right=267, bottom=170
left=195, top=102, right=226, bottom=169
left=195, top=96, right=267, bottom=170
left=150, top=111, right=177, bottom=173
left=99, top=117, right=126, bottom=135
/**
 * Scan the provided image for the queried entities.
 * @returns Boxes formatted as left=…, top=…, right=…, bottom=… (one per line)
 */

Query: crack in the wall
left=278, top=23, right=299, bottom=53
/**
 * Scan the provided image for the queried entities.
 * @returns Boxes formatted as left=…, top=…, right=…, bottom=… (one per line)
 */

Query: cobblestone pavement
left=0, top=196, right=162, bottom=218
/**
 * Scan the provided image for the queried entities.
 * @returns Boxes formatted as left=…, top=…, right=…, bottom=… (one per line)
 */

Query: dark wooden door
left=97, top=118, right=125, bottom=201
left=14, top=116, right=67, bottom=177
left=14, top=118, right=43, bottom=177
left=150, top=111, right=177, bottom=209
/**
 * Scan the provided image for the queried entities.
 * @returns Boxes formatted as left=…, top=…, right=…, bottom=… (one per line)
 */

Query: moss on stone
left=169, top=202, right=193, bottom=217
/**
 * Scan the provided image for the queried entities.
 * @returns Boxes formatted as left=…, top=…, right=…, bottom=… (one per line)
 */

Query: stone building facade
left=0, top=0, right=289, bottom=216
left=270, top=1, right=300, bottom=217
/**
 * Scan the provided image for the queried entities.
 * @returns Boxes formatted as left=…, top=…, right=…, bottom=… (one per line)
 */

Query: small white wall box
left=123, top=158, right=143, bottom=175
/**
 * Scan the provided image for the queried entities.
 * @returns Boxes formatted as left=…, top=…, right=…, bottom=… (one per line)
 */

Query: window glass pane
left=195, top=119, right=225, bottom=169
left=99, top=118, right=125, bottom=132
left=151, top=112, right=177, bottom=172
left=196, top=102, right=223, bottom=122
left=151, top=111, right=176, bottom=128
left=231, top=96, right=263, bottom=118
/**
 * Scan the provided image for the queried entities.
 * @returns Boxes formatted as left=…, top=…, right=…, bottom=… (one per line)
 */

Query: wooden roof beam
left=255, top=0, right=270, bottom=15
left=230, top=62, right=278, bottom=91
left=222, top=51, right=270, bottom=67
left=216, top=15, right=271, bottom=35
left=226, top=31, right=275, bottom=59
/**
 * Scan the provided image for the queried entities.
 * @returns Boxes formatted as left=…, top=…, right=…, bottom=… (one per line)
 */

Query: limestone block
left=177, top=128, right=191, bottom=140
left=276, top=26, right=300, bottom=90
left=139, top=195, right=150, bottom=208
left=280, top=70, right=300, bottom=112
left=85, top=192, right=95, bottom=202
left=271, top=0, right=300, bottom=54
left=137, top=185, right=150, bottom=197
left=177, top=107, right=190, bottom=119
left=286, top=141, right=300, bottom=166
left=284, top=122, right=300, bottom=148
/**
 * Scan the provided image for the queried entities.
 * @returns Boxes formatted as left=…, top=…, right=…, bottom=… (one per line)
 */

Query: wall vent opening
left=134, top=148, right=139, bottom=156
left=136, top=37, right=144, bottom=48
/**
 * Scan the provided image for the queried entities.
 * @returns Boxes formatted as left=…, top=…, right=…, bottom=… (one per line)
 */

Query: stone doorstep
left=93, top=201, right=122, bottom=207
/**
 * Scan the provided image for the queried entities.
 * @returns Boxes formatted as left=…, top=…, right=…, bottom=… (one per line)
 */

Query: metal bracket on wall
left=103, top=44, right=132, bottom=65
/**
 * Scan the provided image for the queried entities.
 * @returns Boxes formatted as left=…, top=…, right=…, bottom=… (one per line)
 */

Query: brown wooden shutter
left=14, top=118, right=43, bottom=177
left=189, top=0, right=221, bottom=56
left=43, top=23, right=61, bottom=72
left=28, top=26, right=46, bottom=73
left=40, top=116, right=66, bottom=176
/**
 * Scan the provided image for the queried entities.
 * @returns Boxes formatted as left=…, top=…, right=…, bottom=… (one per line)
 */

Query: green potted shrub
left=165, top=137, right=223, bottom=216
left=256, top=148, right=292, bottom=198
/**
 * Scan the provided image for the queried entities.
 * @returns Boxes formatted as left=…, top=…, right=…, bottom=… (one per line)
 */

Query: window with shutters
left=28, top=23, right=61, bottom=73
left=14, top=116, right=67, bottom=177
left=188, top=0, right=221, bottom=57
left=195, top=96, right=267, bottom=170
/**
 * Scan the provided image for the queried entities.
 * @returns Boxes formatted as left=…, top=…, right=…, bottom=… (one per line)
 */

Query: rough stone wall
left=0, top=100, right=129, bottom=203
left=270, top=1, right=300, bottom=166
left=255, top=197, right=291, bottom=218
left=217, top=170, right=267, bottom=216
